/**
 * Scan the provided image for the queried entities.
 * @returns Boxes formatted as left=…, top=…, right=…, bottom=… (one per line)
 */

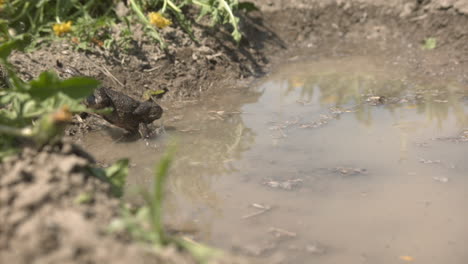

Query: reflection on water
left=81, top=56, right=468, bottom=264
left=275, top=57, right=467, bottom=129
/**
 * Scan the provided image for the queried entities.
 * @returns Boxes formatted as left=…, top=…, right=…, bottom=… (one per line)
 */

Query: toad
left=85, top=87, right=167, bottom=138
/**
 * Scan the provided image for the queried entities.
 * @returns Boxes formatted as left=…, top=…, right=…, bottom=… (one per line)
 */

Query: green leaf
left=28, top=71, right=61, bottom=99
left=174, top=237, right=222, bottom=264
left=74, top=192, right=94, bottom=204
left=0, top=109, right=17, bottom=125
left=218, top=0, right=242, bottom=43
left=59, top=77, right=100, bottom=99
left=0, top=91, right=24, bottom=104
left=129, top=0, right=166, bottom=49
left=21, top=100, right=40, bottom=117
left=422, top=37, right=437, bottom=50
left=105, top=158, right=129, bottom=197
left=27, top=72, right=98, bottom=102
left=108, top=218, right=127, bottom=233
left=238, top=1, right=259, bottom=12
left=0, top=41, right=17, bottom=61
left=172, top=10, right=198, bottom=43
left=146, top=144, right=177, bottom=244
left=32, top=93, right=88, bottom=117
left=0, top=35, right=31, bottom=60
left=142, top=89, right=168, bottom=100
left=87, top=159, right=128, bottom=197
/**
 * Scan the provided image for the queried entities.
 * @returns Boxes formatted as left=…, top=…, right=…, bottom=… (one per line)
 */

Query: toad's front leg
left=138, top=123, right=151, bottom=139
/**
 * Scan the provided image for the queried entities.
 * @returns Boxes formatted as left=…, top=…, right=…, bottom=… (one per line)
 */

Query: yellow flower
left=53, top=21, right=72, bottom=37
left=0, top=0, right=5, bottom=9
left=148, top=12, right=172, bottom=29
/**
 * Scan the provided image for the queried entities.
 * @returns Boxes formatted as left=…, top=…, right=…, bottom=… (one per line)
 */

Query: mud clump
left=0, top=142, right=183, bottom=264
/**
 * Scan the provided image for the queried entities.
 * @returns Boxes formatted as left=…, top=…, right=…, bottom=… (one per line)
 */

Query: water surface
left=82, top=55, right=468, bottom=264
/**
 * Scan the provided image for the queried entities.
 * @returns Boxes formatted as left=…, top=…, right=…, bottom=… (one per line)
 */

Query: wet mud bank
left=3, top=0, right=468, bottom=263
left=10, top=0, right=468, bottom=101
left=260, top=0, right=468, bottom=82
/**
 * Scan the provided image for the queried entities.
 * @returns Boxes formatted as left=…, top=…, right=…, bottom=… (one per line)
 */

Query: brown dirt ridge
left=3, top=0, right=468, bottom=263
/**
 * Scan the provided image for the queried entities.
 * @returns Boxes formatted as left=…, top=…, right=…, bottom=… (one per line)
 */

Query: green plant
left=0, top=37, right=129, bottom=195
left=0, top=37, right=99, bottom=155
left=0, top=0, right=115, bottom=46
left=109, top=144, right=222, bottom=263
left=88, top=158, right=130, bottom=197
left=193, top=0, right=242, bottom=42
left=0, top=0, right=251, bottom=52
left=104, top=16, right=136, bottom=52
left=129, top=0, right=167, bottom=48
left=422, top=37, right=437, bottom=50
left=71, top=15, right=115, bottom=51
left=130, top=0, right=247, bottom=46
left=74, top=192, right=94, bottom=204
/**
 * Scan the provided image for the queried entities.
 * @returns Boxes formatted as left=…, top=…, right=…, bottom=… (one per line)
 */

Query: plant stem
left=167, top=0, right=182, bottom=13
left=218, top=0, right=241, bottom=42
left=191, top=0, right=210, bottom=8
left=0, top=124, right=31, bottom=138
left=161, top=0, right=168, bottom=13
left=128, top=0, right=166, bottom=49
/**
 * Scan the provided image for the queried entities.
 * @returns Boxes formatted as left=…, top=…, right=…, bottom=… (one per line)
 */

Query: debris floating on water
left=432, top=176, right=449, bottom=183
left=333, top=167, right=368, bottom=176
left=242, top=203, right=272, bottom=219
left=269, top=227, right=297, bottom=238
left=263, top=178, right=303, bottom=190
left=419, top=158, right=441, bottom=164
left=305, top=243, right=327, bottom=255
left=365, top=95, right=385, bottom=105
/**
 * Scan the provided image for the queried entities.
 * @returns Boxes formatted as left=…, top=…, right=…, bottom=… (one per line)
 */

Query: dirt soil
left=0, top=142, right=158, bottom=264
left=3, top=0, right=468, bottom=263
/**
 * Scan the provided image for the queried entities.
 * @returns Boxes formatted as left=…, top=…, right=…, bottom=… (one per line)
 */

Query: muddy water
left=81, top=56, right=468, bottom=264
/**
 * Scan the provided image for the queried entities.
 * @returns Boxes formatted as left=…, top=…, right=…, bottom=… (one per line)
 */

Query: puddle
left=81, top=55, right=468, bottom=264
